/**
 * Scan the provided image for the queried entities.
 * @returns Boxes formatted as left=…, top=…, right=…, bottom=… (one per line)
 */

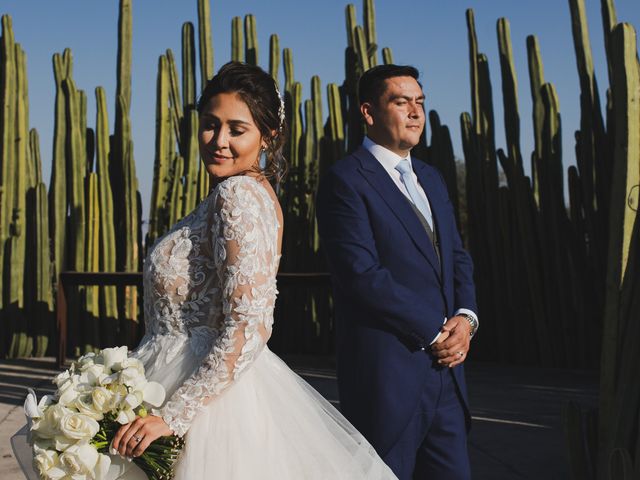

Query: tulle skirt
left=171, top=347, right=396, bottom=479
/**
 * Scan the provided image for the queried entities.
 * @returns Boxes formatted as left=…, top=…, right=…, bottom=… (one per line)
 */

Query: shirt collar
left=362, top=136, right=413, bottom=172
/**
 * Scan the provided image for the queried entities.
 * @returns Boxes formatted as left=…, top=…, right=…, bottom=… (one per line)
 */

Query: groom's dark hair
left=358, top=64, right=420, bottom=106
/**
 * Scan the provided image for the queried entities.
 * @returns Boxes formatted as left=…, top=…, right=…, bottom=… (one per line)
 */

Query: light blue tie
left=395, top=159, right=434, bottom=230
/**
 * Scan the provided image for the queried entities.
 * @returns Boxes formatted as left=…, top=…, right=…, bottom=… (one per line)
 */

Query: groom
left=316, top=64, right=478, bottom=479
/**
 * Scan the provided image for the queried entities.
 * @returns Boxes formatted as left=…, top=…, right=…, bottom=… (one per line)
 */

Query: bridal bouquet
left=24, top=346, right=184, bottom=480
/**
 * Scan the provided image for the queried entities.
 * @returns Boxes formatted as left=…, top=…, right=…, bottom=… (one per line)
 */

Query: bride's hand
left=111, top=414, right=174, bottom=458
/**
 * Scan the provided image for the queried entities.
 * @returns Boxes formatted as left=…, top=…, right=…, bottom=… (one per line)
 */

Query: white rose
left=53, top=436, right=78, bottom=452
left=32, top=446, right=59, bottom=478
left=74, top=394, right=103, bottom=421
left=58, top=443, right=99, bottom=477
left=120, top=357, right=144, bottom=372
left=59, top=413, right=99, bottom=441
left=33, top=403, right=71, bottom=439
left=118, top=363, right=146, bottom=388
left=101, top=346, right=128, bottom=372
left=91, top=387, right=114, bottom=413
left=57, top=375, right=81, bottom=406
left=79, top=364, right=107, bottom=386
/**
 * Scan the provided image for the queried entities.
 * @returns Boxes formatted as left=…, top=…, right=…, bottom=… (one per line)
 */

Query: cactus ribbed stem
left=232, top=17, right=243, bottom=63
left=197, top=0, right=214, bottom=89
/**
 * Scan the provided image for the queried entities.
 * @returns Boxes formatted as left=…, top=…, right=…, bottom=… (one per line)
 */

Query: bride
left=101, top=62, right=396, bottom=479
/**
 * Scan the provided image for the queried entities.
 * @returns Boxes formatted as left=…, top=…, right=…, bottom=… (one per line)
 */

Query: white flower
left=142, top=381, right=166, bottom=407
left=57, top=375, right=81, bottom=406
left=53, top=370, right=70, bottom=388
left=77, top=352, right=96, bottom=369
left=115, top=407, right=136, bottom=425
left=32, top=446, right=59, bottom=478
left=124, top=391, right=143, bottom=410
left=74, top=394, right=103, bottom=421
left=53, top=435, right=76, bottom=452
left=91, top=387, right=114, bottom=413
left=57, top=443, right=99, bottom=478
left=101, top=346, right=128, bottom=372
left=108, top=384, right=129, bottom=410
left=32, top=403, right=71, bottom=439
left=119, top=369, right=145, bottom=388
left=79, top=363, right=107, bottom=386
left=59, top=412, right=99, bottom=441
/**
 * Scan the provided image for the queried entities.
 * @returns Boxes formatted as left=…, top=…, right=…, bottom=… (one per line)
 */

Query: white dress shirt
left=362, top=137, right=479, bottom=344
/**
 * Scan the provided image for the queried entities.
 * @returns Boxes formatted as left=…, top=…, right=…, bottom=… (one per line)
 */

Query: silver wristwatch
left=459, top=313, right=478, bottom=338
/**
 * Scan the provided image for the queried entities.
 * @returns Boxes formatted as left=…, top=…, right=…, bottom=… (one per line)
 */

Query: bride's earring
left=259, top=146, right=268, bottom=169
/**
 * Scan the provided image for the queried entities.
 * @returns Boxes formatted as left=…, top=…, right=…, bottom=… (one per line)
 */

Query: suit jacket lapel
left=354, top=147, right=442, bottom=281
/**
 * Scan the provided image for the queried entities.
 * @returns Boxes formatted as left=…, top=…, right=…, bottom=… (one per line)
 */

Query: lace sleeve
left=156, top=177, right=278, bottom=436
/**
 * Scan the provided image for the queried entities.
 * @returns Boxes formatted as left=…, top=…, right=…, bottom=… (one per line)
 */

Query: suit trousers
left=382, top=361, right=471, bottom=480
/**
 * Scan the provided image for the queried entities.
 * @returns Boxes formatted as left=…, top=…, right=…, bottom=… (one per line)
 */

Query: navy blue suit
left=316, top=146, right=477, bottom=479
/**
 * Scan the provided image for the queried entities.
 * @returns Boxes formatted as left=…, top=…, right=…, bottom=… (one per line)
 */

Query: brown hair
left=198, top=62, right=288, bottom=183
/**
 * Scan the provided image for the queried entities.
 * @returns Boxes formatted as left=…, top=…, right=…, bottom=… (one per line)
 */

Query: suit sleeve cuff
left=428, top=317, right=448, bottom=345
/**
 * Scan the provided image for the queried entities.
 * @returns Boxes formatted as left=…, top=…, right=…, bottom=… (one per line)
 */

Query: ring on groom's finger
left=457, top=351, right=464, bottom=358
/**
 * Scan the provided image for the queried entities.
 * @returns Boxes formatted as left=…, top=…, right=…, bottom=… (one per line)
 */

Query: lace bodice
left=140, top=176, right=281, bottom=436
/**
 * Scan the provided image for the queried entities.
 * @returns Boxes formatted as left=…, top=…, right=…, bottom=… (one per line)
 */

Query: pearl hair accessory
left=274, top=85, right=286, bottom=133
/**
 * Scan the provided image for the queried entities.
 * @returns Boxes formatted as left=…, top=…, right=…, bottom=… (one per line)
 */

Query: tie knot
left=395, top=159, right=412, bottom=176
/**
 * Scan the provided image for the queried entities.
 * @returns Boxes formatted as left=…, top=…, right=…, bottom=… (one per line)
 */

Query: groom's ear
left=360, top=102, right=375, bottom=127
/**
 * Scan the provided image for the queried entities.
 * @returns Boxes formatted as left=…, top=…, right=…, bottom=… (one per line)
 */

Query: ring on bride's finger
left=133, top=435, right=142, bottom=442
left=457, top=351, right=464, bottom=357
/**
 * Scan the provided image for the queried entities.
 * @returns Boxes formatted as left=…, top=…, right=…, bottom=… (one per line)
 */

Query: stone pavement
left=0, top=357, right=597, bottom=479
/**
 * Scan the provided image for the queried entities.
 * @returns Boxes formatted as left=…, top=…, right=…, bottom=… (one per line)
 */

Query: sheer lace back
left=139, top=176, right=281, bottom=436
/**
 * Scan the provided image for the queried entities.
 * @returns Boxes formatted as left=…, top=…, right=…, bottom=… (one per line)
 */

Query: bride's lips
left=211, top=152, right=234, bottom=163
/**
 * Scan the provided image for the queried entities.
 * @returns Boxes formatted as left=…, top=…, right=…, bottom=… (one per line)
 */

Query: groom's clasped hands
left=430, top=315, right=473, bottom=368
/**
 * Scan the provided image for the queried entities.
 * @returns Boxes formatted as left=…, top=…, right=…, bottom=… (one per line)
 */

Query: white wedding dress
left=12, top=175, right=396, bottom=479
left=126, top=176, right=396, bottom=479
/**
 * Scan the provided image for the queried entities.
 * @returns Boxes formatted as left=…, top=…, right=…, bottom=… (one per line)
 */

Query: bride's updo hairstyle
left=197, top=61, right=288, bottom=183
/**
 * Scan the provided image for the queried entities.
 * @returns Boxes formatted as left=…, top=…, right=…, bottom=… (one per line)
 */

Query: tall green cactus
left=232, top=17, right=243, bottom=63
left=7, top=39, right=30, bottom=358
left=84, top=172, right=100, bottom=352
left=49, top=50, right=71, bottom=281
left=148, top=54, right=171, bottom=247
left=182, top=22, right=196, bottom=109
left=197, top=0, right=214, bottom=88
left=111, top=0, right=140, bottom=346
left=598, top=21, right=640, bottom=480
left=26, top=129, right=53, bottom=357
left=497, top=18, right=522, bottom=170
left=526, top=35, right=545, bottom=205
left=0, top=15, right=16, bottom=343
left=95, top=87, right=118, bottom=347
left=363, top=0, right=377, bottom=67
left=244, top=15, right=258, bottom=66
left=269, top=34, right=280, bottom=86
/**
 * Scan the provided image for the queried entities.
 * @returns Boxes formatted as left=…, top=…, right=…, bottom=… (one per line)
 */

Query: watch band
left=459, top=313, right=478, bottom=338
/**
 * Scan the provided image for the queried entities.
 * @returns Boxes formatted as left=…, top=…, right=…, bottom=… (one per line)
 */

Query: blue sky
left=2, top=0, right=639, bottom=214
